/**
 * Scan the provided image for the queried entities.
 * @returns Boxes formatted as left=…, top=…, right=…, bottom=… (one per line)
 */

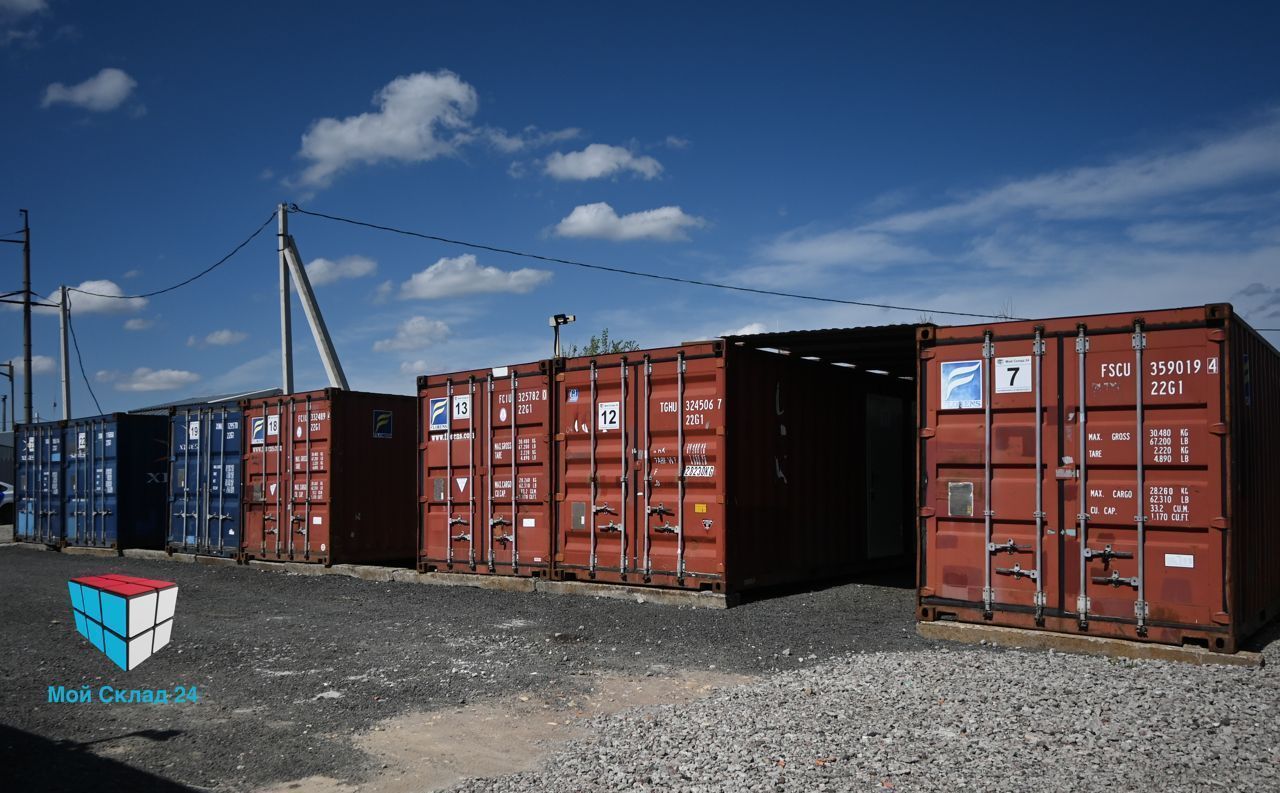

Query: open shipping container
left=419, top=325, right=922, bottom=593
left=917, top=304, right=1280, bottom=653
left=242, top=389, right=417, bottom=566
left=15, top=420, right=65, bottom=546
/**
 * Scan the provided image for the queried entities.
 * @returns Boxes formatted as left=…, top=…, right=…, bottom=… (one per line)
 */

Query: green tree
left=566, top=328, right=641, bottom=357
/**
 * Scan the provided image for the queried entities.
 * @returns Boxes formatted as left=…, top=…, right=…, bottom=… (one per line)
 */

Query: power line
left=65, top=302, right=103, bottom=415
left=288, top=204, right=1026, bottom=321
left=68, top=210, right=278, bottom=300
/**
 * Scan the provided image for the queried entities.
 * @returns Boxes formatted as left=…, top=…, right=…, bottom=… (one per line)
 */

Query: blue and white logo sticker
left=567, top=387, right=579, bottom=403
left=940, top=360, right=983, bottom=410
left=251, top=417, right=265, bottom=445
left=428, top=398, right=449, bottom=430
left=372, top=409, right=394, bottom=439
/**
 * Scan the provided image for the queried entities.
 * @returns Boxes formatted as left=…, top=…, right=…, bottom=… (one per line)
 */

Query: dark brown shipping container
left=554, top=341, right=914, bottom=592
left=241, top=389, right=416, bottom=566
left=917, top=304, right=1280, bottom=652
left=418, top=361, right=556, bottom=576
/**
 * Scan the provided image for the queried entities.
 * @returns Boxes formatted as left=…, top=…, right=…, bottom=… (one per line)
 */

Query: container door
left=17, top=426, right=62, bottom=544
left=67, top=420, right=119, bottom=548
left=210, top=408, right=243, bottom=555
left=485, top=370, right=553, bottom=572
left=865, top=393, right=906, bottom=560
left=284, top=395, right=331, bottom=562
left=926, top=330, right=1058, bottom=617
left=170, top=410, right=198, bottom=551
left=423, top=377, right=482, bottom=570
left=1065, top=323, right=1227, bottom=632
left=637, top=353, right=725, bottom=583
left=245, top=401, right=288, bottom=559
left=559, top=358, right=633, bottom=579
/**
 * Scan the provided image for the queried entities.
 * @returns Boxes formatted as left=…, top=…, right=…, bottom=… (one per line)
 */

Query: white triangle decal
left=269, top=483, right=277, bottom=496
left=456, top=477, right=468, bottom=492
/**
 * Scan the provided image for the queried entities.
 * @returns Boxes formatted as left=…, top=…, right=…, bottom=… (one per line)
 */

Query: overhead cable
left=288, top=204, right=1027, bottom=321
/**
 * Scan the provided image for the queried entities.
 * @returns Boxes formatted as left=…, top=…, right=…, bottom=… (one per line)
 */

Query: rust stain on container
left=241, top=389, right=417, bottom=566
left=917, top=303, right=1280, bottom=653
left=418, top=361, right=555, bottom=577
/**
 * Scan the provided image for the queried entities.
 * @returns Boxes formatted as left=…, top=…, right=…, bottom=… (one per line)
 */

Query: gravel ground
left=0, top=544, right=920, bottom=791
left=454, top=640, right=1280, bottom=793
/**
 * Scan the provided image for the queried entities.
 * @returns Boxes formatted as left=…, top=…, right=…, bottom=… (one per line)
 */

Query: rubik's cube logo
left=67, top=575, right=179, bottom=671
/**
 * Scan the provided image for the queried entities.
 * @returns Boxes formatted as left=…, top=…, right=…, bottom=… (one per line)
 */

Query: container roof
left=724, top=324, right=924, bottom=379
left=128, top=388, right=283, bottom=414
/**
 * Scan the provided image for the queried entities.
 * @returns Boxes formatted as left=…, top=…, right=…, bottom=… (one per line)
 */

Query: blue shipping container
left=15, top=420, right=65, bottom=545
left=63, top=413, right=170, bottom=549
left=168, top=403, right=243, bottom=556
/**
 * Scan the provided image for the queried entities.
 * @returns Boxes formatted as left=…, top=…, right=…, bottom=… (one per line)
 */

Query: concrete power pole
left=59, top=285, right=70, bottom=419
left=278, top=204, right=294, bottom=395
left=21, top=209, right=31, bottom=425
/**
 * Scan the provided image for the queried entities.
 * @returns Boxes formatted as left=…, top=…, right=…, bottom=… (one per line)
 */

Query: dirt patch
left=263, top=669, right=752, bottom=793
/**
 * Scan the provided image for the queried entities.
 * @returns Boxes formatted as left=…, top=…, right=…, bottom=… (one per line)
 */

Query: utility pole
left=278, top=203, right=294, bottom=395
left=59, top=285, right=70, bottom=420
left=283, top=236, right=349, bottom=390
left=21, top=209, right=31, bottom=425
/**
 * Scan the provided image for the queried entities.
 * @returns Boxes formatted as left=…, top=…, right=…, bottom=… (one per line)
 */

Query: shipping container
left=553, top=340, right=915, bottom=592
left=62, top=413, right=170, bottom=549
left=15, top=420, right=65, bottom=545
left=419, top=361, right=555, bottom=576
left=167, top=402, right=245, bottom=557
left=917, top=304, right=1280, bottom=653
left=241, top=389, right=417, bottom=565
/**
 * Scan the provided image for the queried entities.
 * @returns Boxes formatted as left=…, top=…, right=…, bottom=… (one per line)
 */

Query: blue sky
left=2, top=1, right=1279, bottom=417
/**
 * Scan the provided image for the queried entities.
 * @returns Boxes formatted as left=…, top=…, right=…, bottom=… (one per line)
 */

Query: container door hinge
left=1212, top=611, right=1231, bottom=625
left=919, top=506, right=936, bottom=518
left=1075, top=336, right=1090, bottom=354
left=1131, top=331, right=1147, bottom=351
left=1134, top=600, right=1149, bottom=620
left=1033, top=591, right=1047, bottom=607
left=1210, top=517, right=1229, bottom=531
left=1076, top=595, right=1091, bottom=617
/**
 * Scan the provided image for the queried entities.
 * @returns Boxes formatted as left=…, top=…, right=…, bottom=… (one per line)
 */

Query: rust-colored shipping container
left=418, top=361, right=556, bottom=576
left=241, top=389, right=416, bottom=566
left=917, top=304, right=1280, bottom=652
left=554, top=341, right=914, bottom=592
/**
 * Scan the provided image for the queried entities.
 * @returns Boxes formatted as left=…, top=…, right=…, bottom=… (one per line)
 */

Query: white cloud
left=296, top=70, right=478, bottom=188
left=553, top=202, right=707, bottom=242
left=206, top=329, right=247, bottom=346
left=399, top=254, right=551, bottom=299
left=723, top=322, right=767, bottom=337
left=41, top=67, right=136, bottom=112
left=52, top=280, right=146, bottom=315
left=122, top=269, right=142, bottom=279
left=373, top=280, right=394, bottom=303
left=187, top=329, right=247, bottom=347
left=97, top=367, right=200, bottom=392
left=305, top=254, right=377, bottom=286
left=485, top=125, right=580, bottom=153
left=123, top=317, right=152, bottom=331
left=6, top=354, right=55, bottom=375
left=866, top=111, right=1280, bottom=233
left=399, top=359, right=429, bottom=375
left=665, top=135, right=690, bottom=149
left=544, top=144, right=662, bottom=181
left=759, top=228, right=934, bottom=270
left=374, top=316, right=451, bottom=352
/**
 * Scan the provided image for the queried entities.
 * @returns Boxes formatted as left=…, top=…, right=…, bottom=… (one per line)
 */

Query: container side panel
left=1230, top=319, right=1280, bottom=641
